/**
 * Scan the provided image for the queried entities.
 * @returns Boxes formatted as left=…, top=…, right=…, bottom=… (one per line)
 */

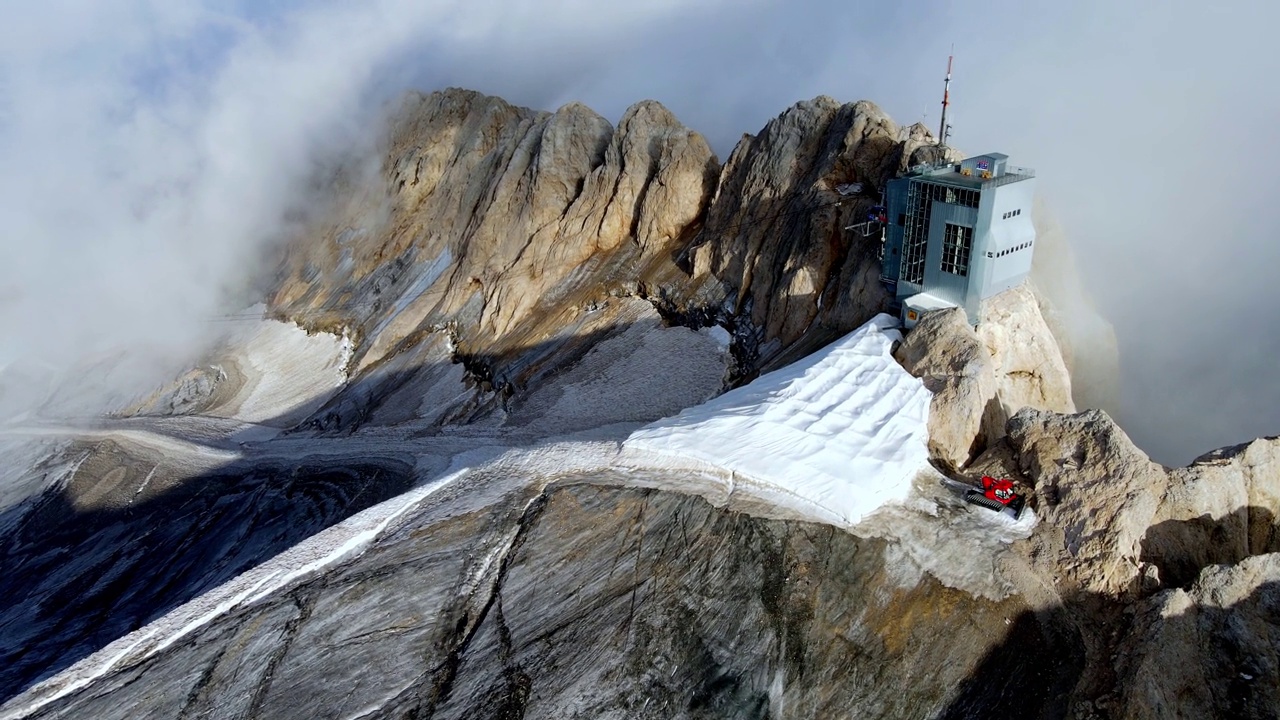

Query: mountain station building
left=880, top=153, right=1037, bottom=327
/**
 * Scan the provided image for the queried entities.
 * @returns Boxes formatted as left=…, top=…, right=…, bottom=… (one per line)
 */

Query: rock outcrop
left=272, top=89, right=720, bottom=399
left=1114, top=553, right=1280, bottom=719
left=686, top=98, right=906, bottom=368
left=893, top=287, right=1074, bottom=468
left=992, top=409, right=1280, bottom=600
left=1005, top=408, right=1166, bottom=597
left=950, top=406, right=1280, bottom=715
left=892, top=308, right=997, bottom=467
left=1147, top=437, right=1280, bottom=588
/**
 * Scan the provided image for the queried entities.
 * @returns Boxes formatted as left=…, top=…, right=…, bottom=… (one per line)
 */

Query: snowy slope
left=0, top=315, right=937, bottom=717
left=225, top=319, right=352, bottom=423
left=626, top=314, right=931, bottom=526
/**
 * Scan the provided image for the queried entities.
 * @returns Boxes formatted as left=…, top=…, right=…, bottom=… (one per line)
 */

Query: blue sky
left=1, top=0, right=1276, bottom=463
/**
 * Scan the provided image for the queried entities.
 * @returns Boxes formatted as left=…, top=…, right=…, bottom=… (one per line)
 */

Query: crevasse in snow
left=626, top=313, right=932, bottom=526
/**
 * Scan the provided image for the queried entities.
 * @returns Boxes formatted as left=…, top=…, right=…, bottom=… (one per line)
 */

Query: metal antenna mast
left=938, top=53, right=953, bottom=147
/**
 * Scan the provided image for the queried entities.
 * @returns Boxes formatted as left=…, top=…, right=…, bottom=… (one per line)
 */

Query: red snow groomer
left=942, top=475, right=1027, bottom=519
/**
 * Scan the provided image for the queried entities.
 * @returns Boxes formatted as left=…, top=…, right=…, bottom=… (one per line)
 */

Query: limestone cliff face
left=892, top=303, right=1278, bottom=715
left=271, top=89, right=720, bottom=419
left=1115, top=553, right=1280, bottom=719
left=268, top=91, right=932, bottom=429
left=686, top=98, right=906, bottom=368
left=893, top=287, right=1074, bottom=469
left=1150, top=437, right=1280, bottom=588
left=960, top=408, right=1280, bottom=714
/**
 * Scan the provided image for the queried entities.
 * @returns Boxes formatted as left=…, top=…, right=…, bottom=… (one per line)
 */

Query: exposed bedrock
left=959, top=407, right=1280, bottom=714
left=267, top=90, right=993, bottom=433
left=5, top=481, right=1084, bottom=720
left=893, top=286, right=1074, bottom=469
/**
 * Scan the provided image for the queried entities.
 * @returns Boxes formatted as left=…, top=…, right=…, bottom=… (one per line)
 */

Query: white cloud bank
left=0, top=0, right=747, bottom=416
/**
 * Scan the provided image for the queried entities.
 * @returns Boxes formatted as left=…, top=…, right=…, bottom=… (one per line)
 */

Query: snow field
left=224, top=318, right=352, bottom=423
left=626, top=314, right=933, bottom=527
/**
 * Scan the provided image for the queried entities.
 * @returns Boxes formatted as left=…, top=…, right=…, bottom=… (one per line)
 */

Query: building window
left=901, top=182, right=930, bottom=285
left=941, top=223, right=973, bottom=276
left=922, top=182, right=979, bottom=209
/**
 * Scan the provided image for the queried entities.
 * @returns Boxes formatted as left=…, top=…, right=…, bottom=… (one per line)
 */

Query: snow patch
left=504, top=309, right=730, bottom=436
left=626, top=314, right=931, bottom=527
left=229, top=320, right=350, bottom=423
left=701, top=325, right=732, bottom=350
left=852, top=470, right=1040, bottom=599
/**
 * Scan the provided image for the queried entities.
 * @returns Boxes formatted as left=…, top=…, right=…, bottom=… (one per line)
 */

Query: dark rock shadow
left=937, top=602, right=1086, bottom=720
left=0, top=444, right=417, bottom=704
left=940, top=511, right=1280, bottom=719
left=1141, top=506, right=1279, bottom=589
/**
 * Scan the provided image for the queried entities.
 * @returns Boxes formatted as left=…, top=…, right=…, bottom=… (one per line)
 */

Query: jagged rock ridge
left=267, top=90, right=951, bottom=431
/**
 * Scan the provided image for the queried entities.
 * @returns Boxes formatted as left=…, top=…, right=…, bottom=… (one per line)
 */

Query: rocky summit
left=0, top=89, right=1276, bottom=720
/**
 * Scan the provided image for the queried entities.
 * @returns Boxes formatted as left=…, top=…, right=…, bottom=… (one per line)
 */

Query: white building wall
left=974, top=178, right=1037, bottom=301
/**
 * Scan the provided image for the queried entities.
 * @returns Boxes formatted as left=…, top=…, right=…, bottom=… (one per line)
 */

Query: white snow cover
left=225, top=319, right=352, bottom=423
left=626, top=313, right=931, bottom=526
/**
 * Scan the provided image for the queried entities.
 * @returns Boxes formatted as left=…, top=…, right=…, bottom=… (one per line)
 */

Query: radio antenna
left=938, top=51, right=953, bottom=146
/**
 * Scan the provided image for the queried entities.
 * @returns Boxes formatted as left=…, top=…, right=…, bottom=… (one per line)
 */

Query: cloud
left=0, top=0, right=743, bottom=414
left=2, top=0, right=1276, bottom=461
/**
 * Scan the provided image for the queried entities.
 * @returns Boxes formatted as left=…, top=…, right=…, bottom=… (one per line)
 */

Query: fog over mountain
left=2, top=1, right=1277, bottom=458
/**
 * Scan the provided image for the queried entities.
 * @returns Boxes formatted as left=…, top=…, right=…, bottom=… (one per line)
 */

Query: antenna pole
left=938, top=54, right=952, bottom=147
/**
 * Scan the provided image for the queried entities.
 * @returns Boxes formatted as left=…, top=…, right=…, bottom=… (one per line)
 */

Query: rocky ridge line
left=266, top=89, right=989, bottom=431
